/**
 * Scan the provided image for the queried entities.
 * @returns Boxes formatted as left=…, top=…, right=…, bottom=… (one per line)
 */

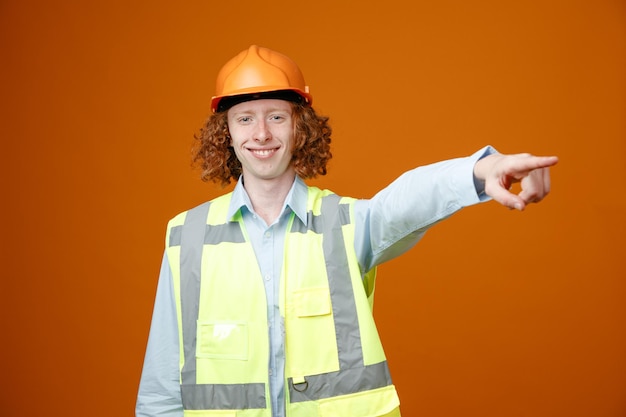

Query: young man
left=136, top=45, right=558, bottom=417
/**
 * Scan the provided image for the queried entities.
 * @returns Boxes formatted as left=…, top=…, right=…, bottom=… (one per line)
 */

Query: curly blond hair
left=192, top=103, right=332, bottom=186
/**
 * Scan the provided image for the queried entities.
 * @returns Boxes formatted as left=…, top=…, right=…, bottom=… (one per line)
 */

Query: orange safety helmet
left=211, top=45, right=312, bottom=113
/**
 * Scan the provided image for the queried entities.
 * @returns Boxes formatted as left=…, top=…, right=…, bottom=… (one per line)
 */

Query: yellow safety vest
left=166, top=186, right=401, bottom=417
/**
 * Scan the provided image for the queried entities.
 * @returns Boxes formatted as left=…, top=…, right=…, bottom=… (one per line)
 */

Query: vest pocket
left=196, top=321, right=248, bottom=360
left=287, top=287, right=338, bottom=376
left=318, top=385, right=400, bottom=417
left=293, top=287, right=332, bottom=317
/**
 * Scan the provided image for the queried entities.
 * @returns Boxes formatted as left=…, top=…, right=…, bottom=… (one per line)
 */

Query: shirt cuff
left=455, top=145, right=498, bottom=206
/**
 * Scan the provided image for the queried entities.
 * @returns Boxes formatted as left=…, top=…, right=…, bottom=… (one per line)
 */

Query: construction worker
left=136, top=45, right=558, bottom=417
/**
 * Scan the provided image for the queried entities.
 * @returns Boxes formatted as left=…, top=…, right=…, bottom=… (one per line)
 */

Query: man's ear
left=226, top=127, right=232, bottom=146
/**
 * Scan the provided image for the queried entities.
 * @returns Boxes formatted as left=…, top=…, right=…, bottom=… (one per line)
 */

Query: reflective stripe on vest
left=168, top=189, right=393, bottom=411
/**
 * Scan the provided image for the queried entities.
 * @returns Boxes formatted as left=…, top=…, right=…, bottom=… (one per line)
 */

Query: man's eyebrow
left=231, top=108, right=291, bottom=116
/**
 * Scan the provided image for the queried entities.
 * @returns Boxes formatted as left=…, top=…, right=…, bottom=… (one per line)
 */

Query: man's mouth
left=249, top=148, right=278, bottom=157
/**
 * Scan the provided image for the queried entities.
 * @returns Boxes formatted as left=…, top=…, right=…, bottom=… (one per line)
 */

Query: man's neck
left=242, top=174, right=296, bottom=225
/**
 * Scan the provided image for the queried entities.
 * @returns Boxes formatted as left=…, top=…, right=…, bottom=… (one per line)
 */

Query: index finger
left=517, top=155, right=559, bottom=171
left=502, top=155, right=559, bottom=179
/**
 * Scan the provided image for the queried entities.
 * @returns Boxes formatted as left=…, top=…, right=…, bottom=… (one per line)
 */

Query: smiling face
left=227, top=99, right=296, bottom=186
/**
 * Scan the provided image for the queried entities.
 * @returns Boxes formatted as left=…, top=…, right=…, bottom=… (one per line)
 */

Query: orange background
left=2, top=1, right=625, bottom=416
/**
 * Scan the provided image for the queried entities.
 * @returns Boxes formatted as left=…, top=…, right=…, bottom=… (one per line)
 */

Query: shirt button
left=269, top=369, right=273, bottom=376
left=264, top=231, right=271, bottom=238
left=264, top=274, right=271, bottom=281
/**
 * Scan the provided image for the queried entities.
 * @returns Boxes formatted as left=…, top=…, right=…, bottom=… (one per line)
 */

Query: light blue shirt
left=136, top=146, right=495, bottom=417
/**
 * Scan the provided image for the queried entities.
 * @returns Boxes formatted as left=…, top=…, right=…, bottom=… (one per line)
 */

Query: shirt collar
left=227, top=176, right=309, bottom=226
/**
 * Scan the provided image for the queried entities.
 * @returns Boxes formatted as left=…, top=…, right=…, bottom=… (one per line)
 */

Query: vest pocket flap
left=196, top=321, right=248, bottom=360
left=183, top=411, right=237, bottom=417
left=318, top=385, right=400, bottom=417
left=293, top=287, right=332, bottom=317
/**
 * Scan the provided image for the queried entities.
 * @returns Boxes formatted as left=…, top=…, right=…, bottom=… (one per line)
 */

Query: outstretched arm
left=473, top=153, right=559, bottom=211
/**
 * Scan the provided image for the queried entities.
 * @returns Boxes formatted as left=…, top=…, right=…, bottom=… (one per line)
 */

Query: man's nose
left=254, top=121, right=271, bottom=143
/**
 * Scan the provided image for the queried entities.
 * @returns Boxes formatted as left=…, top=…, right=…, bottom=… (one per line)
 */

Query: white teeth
left=252, top=149, right=274, bottom=156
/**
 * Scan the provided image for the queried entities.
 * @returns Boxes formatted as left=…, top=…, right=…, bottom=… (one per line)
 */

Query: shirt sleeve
left=354, top=146, right=496, bottom=271
left=136, top=250, right=183, bottom=417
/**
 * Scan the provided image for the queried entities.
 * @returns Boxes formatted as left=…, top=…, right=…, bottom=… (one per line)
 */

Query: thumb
left=485, top=182, right=526, bottom=211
